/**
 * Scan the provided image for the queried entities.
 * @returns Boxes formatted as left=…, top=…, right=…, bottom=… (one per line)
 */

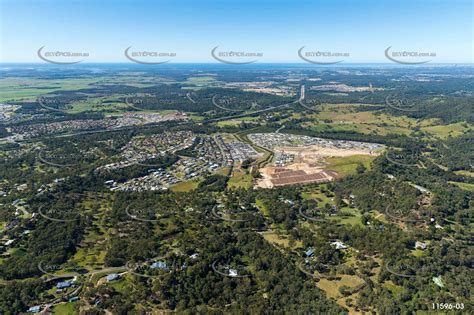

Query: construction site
left=252, top=133, right=383, bottom=188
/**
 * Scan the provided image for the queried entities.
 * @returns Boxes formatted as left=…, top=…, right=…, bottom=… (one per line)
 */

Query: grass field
left=317, top=274, right=365, bottom=299
left=454, top=170, right=474, bottom=177
left=327, top=215, right=363, bottom=226
left=324, top=155, right=375, bottom=176
left=216, top=116, right=261, bottom=127
left=0, top=77, right=100, bottom=102
left=215, top=166, right=231, bottom=176
left=261, top=231, right=302, bottom=249
left=185, top=76, right=217, bottom=83
left=421, top=122, right=470, bottom=139
left=304, top=105, right=418, bottom=136
left=382, top=280, right=407, bottom=296
left=412, top=249, right=425, bottom=257
left=309, top=122, right=411, bottom=136
left=299, top=103, right=469, bottom=139
left=301, top=190, right=332, bottom=207
left=255, top=199, right=270, bottom=217
left=52, top=302, right=77, bottom=315
left=170, top=179, right=201, bottom=192
left=228, top=170, right=253, bottom=189
left=106, top=275, right=130, bottom=293
left=69, top=193, right=111, bottom=269
left=449, top=181, right=474, bottom=192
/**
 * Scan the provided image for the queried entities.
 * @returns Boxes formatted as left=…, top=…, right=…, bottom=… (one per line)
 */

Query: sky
left=0, top=0, right=472, bottom=63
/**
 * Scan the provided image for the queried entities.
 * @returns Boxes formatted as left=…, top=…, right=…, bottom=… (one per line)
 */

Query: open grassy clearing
left=324, top=155, right=375, bottom=176
left=0, top=77, right=100, bottom=102
left=69, top=193, right=112, bottom=269
left=454, top=170, right=474, bottom=177
left=255, top=198, right=270, bottom=217
left=66, top=98, right=130, bottom=114
left=382, top=280, right=407, bottom=297
left=308, top=122, right=411, bottom=136
left=317, top=273, right=366, bottom=314
left=317, top=274, right=365, bottom=299
left=216, top=116, right=261, bottom=127
left=298, top=104, right=469, bottom=139
left=448, top=181, right=474, bottom=192
left=260, top=231, right=302, bottom=249
left=170, top=179, right=201, bottom=192
left=327, top=215, right=363, bottom=227
left=185, top=76, right=217, bottom=83
left=228, top=169, right=253, bottom=189
left=52, top=301, right=78, bottom=314
left=420, top=121, right=471, bottom=139
left=301, top=190, right=333, bottom=207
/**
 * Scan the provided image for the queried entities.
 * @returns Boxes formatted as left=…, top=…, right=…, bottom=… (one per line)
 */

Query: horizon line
left=1, top=62, right=472, bottom=66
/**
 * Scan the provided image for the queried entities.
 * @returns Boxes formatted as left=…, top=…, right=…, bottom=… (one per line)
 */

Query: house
left=69, top=296, right=80, bottom=302
left=27, top=305, right=42, bottom=313
left=150, top=261, right=169, bottom=271
left=304, top=248, right=314, bottom=257
left=12, top=199, right=23, bottom=206
left=228, top=268, right=238, bottom=277
left=189, top=253, right=199, bottom=259
left=57, top=280, right=73, bottom=289
left=432, top=275, right=444, bottom=288
left=415, top=241, right=427, bottom=250
left=331, top=241, right=348, bottom=250
left=106, top=273, right=120, bottom=282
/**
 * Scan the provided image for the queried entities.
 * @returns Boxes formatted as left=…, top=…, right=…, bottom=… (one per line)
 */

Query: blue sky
left=0, top=0, right=472, bottom=63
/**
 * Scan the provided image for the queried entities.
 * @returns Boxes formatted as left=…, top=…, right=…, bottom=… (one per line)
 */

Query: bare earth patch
left=256, top=145, right=380, bottom=188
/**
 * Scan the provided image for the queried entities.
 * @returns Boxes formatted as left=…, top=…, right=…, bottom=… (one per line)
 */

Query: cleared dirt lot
left=256, top=145, right=380, bottom=188
left=257, top=163, right=336, bottom=188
